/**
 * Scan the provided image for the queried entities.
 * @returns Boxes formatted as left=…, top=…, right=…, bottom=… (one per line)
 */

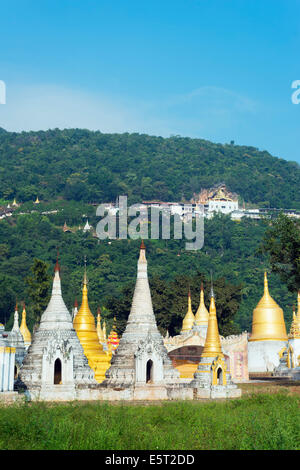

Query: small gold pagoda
left=194, top=282, right=209, bottom=328
left=289, top=292, right=300, bottom=339
left=181, top=290, right=195, bottom=333
left=201, top=291, right=224, bottom=359
left=19, top=303, right=31, bottom=349
left=249, top=272, right=288, bottom=342
left=190, top=287, right=241, bottom=397
left=73, top=269, right=112, bottom=383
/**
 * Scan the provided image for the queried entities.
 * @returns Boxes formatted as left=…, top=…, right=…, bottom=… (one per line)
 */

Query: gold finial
left=249, top=271, right=287, bottom=342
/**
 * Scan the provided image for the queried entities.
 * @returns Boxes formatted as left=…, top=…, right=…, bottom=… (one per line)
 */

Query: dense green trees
left=0, top=128, right=298, bottom=336
left=25, top=259, right=52, bottom=329
left=0, top=204, right=296, bottom=336
left=0, top=128, right=299, bottom=209
left=260, top=213, right=300, bottom=293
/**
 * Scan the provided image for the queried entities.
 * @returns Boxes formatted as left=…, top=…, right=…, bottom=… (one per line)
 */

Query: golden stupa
left=19, top=303, right=31, bottom=346
left=289, top=292, right=300, bottom=339
left=201, top=290, right=223, bottom=358
left=181, top=290, right=195, bottom=333
left=249, top=272, right=287, bottom=342
left=194, top=282, right=209, bottom=327
left=73, top=270, right=111, bottom=382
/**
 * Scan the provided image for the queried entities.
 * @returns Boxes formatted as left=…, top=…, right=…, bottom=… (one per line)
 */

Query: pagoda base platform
left=97, top=381, right=193, bottom=401
left=193, top=385, right=242, bottom=399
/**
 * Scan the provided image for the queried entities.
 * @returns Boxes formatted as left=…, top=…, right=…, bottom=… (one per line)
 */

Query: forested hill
left=0, top=127, right=299, bottom=209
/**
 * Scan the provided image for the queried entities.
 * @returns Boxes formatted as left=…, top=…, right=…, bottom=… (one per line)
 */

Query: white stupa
left=100, top=241, right=191, bottom=400
left=18, top=258, right=97, bottom=401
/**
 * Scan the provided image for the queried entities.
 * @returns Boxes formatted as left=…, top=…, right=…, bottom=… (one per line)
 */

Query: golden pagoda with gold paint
left=73, top=269, right=112, bottom=382
left=201, top=291, right=224, bottom=359
left=249, top=272, right=287, bottom=342
left=107, top=317, right=120, bottom=351
left=194, top=282, right=209, bottom=328
left=181, top=290, right=195, bottom=333
left=190, top=286, right=241, bottom=397
left=19, top=303, right=31, bottom=349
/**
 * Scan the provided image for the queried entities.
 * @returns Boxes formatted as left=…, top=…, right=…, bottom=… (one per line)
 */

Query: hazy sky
left=0, top=0, right=300, bottom=163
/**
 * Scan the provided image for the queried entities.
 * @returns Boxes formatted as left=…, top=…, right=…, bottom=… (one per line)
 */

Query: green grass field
left=0, top=393, right=299, bottom=450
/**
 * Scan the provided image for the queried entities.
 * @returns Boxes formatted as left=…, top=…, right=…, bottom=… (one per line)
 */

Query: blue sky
left=0, top=0, right=300, bottom=163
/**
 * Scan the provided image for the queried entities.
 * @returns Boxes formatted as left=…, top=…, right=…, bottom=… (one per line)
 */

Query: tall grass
left=0, top=393, right=299, bottom=450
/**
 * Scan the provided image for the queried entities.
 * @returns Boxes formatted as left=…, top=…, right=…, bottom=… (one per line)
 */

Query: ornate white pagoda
left=18, top=259, right=97, bottom=401
left=100, top=241, right=191, bottom=400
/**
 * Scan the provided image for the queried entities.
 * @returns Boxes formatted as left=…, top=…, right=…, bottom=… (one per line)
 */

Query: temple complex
left=99, top=242, right=191, bottom=400
left=7, top=239, right=300, bottom=402
left=248, top=272, right=288, bottom=372
left=190, top=288, right=241, bottom=398
left=18, top=259, right=97, bottom=401
left=73, top=269, right=112, bottom=383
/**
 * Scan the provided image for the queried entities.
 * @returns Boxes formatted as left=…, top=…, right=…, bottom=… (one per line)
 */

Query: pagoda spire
left=125, top=241, right=159, bottom=332
left=181, top=289, right=195, bottom=333
left=12, top=302, right=20, bottom=331
left=201, top=287, right=223, bottom=358
left=194, top=282, right=209, bottom=327
left=288, top=292, right=300, bottom=339
left=20, top=302, right=31, bottom=348
left=73, top=262, right=112, bottom=382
